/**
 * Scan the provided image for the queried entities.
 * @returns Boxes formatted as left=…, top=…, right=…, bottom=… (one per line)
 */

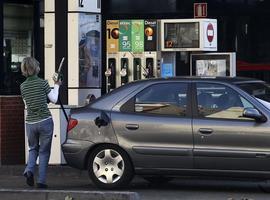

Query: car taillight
left=67, top=118, right=78, bottom=132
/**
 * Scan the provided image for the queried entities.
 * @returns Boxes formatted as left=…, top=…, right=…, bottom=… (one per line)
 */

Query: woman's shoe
left=24, top=171, right=34, bottom=187
left=36, top=183, right=48, bottom=189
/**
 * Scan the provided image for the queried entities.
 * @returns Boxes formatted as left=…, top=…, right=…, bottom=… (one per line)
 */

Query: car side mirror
left=243, top=108, right=267, bottom=122
left=94, top=111, right=110, bottom=128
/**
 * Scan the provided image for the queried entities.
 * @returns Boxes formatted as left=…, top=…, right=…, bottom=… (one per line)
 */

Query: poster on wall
left=190, top=53, right=236, bottom=77
left=106, top=20, right=119, bottom=53
left=131, top=20, right=144, bottom=52
left=196, top=60, right=226, bottom=76
left=119, top=20, right=132, bottom=52
left=79, top=14, right=101, bottom=87
left=161, top=63, right=174, bottom=77
left=144, top=19, right=157, bottom=51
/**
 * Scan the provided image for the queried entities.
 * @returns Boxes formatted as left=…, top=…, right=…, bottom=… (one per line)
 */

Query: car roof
left=89, top=76, right=265, bottom=110
left=133, top=76, right=265, bottom=84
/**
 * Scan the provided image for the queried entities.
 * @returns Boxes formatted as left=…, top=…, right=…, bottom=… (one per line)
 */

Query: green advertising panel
left=131, top=20, right=144, bottom=52
left=119, top=20, right=132, bottom=52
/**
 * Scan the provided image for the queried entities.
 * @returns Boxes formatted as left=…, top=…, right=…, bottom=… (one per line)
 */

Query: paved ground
left=0, top=165, right=270, bottom=200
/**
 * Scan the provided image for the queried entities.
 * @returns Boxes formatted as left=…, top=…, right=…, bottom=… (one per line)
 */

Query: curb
left=0, top=165, right=87, bottom=177
left=0, top=189, right=140, bottom=200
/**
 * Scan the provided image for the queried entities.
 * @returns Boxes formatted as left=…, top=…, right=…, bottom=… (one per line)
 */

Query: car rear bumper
left=62, top=139, right=95, bottom=170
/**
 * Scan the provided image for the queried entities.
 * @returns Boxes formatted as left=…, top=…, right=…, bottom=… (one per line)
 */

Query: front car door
left=193, top=81, right=270, bottom=172
left=111, top=81, right=193, bottom=171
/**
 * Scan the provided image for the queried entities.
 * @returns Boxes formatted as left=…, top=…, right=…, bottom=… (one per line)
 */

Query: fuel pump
left=128, top=51, right=149, bottom=80
left=120, top=58, right=129, bottom=85
left=105, top=58, right=116, bottom=92
left=145, top=58, right=154, bottom=78
left=133, top=58, right=142, bottom=80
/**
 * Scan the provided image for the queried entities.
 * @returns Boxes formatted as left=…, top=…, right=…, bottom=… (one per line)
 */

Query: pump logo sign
left=144, top=19, right=157, bottom=51
left=106, top=20, right=119, bottom=53
left=132, top=20, right=144, bottom=53
left=119, top=20, right=132, bottom=52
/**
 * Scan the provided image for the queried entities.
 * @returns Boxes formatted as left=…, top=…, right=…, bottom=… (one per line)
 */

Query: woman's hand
left=54, top=80, right=62, bottom=85
left=52, top=72, right=63, bottom=85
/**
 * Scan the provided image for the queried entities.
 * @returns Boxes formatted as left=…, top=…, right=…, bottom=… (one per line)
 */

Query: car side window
left=134, top=83, right=188, bottom=116
left=196, top=83, right=254, bottom=120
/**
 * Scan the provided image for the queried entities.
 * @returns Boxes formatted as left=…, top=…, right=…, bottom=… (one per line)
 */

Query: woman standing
left=20, top=57, right=61, bottom=188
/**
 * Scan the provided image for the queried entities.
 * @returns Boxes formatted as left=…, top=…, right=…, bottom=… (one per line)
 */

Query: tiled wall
left=0, top=96, right=25, bottom=165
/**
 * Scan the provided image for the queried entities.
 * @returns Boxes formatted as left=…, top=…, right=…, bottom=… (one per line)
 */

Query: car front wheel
left=88, top=144, right=134, bottom=189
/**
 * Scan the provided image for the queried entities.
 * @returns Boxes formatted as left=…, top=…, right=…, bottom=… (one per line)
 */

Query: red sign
left=206, top=23, right=214, bottom=43
left=194, top=3, right=207, bottom=18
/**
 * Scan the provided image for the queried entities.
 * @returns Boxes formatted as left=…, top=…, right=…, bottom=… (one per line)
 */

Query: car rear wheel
left=88, top=144, right=134, bottom=189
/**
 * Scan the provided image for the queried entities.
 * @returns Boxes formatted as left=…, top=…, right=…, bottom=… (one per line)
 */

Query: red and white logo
left=206, top=23, right=214, bottom=43
left=194, top=3, right=207, bottom=18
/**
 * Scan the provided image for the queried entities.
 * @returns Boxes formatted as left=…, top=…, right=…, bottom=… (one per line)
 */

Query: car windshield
left=236, top=82, right=270, bottom=102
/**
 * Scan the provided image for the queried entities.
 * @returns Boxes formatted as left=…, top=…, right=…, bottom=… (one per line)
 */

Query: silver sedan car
left=62, top=77, right=270, bottom=189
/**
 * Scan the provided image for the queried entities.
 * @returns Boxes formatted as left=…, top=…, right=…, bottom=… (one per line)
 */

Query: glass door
left=2, top=3, right=33, bottom=94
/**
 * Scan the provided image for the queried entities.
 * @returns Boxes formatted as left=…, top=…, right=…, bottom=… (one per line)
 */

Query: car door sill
left=194, top=149, right=270, bottom=158
left=133, top=146, right=192, bottom=156
left=135, top=167, right=270, bottom=178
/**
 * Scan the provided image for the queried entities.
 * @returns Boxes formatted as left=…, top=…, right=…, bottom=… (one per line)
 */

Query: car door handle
left=256, top=153, right=267, bottom=158
left=125, top=124, right=139, bottom=130
left=199, top=128, right=213, bottom=135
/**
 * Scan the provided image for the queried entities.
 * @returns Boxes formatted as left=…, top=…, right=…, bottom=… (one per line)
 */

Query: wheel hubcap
left=93, top=149, right=124, bottom=184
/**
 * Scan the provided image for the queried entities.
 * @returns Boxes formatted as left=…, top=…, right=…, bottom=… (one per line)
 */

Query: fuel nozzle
left=105, top=68, right=112, bottom=77
left=52, top=72, right=63, bottom=82
left=53, top=57, right=65, bottom=82
left=120, top=61, right=127, bottom=77
left=120, top=68, right=127, bottom=77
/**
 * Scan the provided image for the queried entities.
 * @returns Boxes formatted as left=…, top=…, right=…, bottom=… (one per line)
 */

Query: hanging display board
left=161, top=18, right=217, bottom=51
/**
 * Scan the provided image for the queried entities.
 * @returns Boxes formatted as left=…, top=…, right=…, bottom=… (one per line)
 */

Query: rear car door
left=193, top=81, right=270, bottom=171
left=111, top=81, right=193, bottom=170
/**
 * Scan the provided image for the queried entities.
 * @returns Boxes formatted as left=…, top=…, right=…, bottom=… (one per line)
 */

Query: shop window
left=1, top=3, right=33, bottom=95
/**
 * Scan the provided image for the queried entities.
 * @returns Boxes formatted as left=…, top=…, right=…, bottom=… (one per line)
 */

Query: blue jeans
left=24, top=118, right=54, bottom=184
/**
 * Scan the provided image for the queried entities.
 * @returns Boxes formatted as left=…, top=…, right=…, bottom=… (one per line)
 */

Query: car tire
left=88, top=144, right=134, bottom=189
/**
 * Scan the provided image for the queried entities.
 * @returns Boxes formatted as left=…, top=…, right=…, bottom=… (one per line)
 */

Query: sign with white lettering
left=119, top=20, right=132, bottom=52
left=132, top=20, right=144, bottom=52
left=144, top=19, right=157, bottom=51
left=106, top=20, right=119, bottom=53
left=68, top=0, right=101, bottom=13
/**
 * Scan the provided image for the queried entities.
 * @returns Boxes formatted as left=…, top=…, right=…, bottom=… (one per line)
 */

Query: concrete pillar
left=68, top=0, right=102, bottom=106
